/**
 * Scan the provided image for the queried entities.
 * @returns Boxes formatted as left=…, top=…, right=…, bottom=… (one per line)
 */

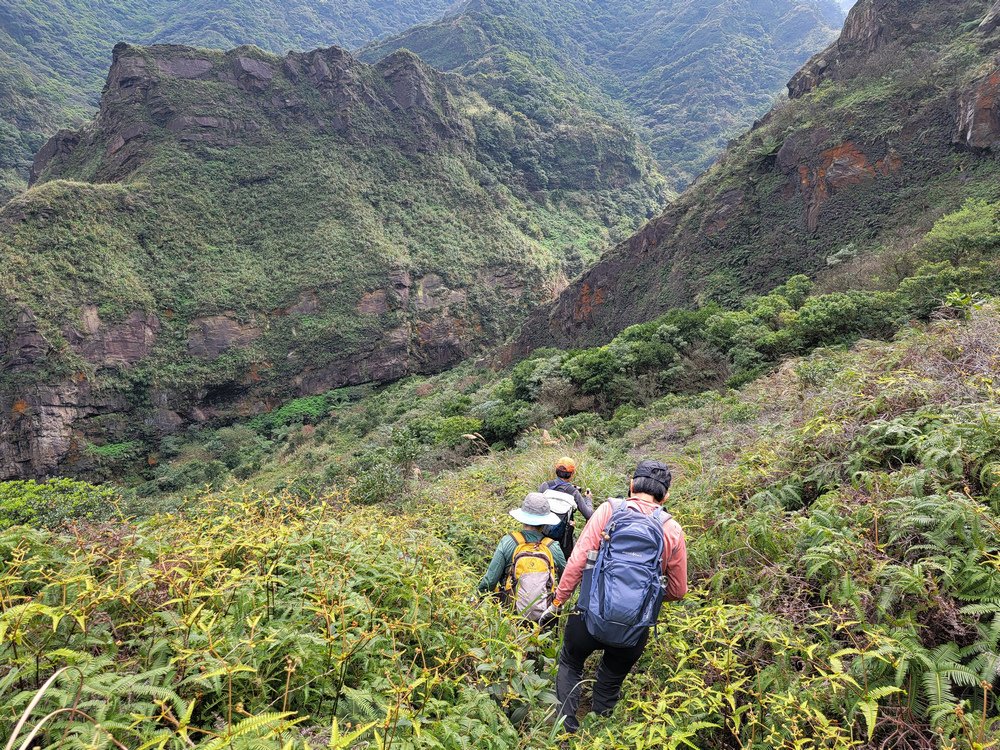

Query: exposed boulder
left=414, top=273, right=467, bottom=311
left=294, top=323, right=411, bottom=394
left=954, top=69, right=1000, bottom=151
left=187, top=315, right=262, bottom=358
left=156, top=56, right=215, bottom=79
left=64, top=306, right=160, bottom=367
left=233, top=55, right=275, bottom=91
left=0, top=381, right=129, bottom=479
left=8, top=309, right=51, bottom=370
left=29, top=130, right=81, bottom=186
left=357, top=290, right=389, bottom=315
left=982, top=1, right=1000, bottom=34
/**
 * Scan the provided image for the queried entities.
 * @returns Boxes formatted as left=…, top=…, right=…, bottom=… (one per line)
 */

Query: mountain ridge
left=0, top=0, right=458, bottom=200
left=361, top=0, right=847, bottom=190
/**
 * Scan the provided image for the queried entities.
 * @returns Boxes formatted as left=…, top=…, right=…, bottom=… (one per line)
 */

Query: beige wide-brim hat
left=510, top=492, right=561, bottom=526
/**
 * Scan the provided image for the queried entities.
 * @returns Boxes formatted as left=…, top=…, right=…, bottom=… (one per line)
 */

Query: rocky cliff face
left=30, top=44, right=471, bottom=185
left=787, top=0, right=903, bottom=98
left=2, top=43, right=663, bottom=479
left=513, top=0, right=1000, bottom=353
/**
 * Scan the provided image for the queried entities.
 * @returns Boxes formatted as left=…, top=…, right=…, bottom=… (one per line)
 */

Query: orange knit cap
left=555, top=457, right=576, bottom=475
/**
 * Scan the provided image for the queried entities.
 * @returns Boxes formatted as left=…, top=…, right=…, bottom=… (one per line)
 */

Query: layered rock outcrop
left=789, top=0, right=903, bottom=98
left=30, top=44, right=472, bottom=184
left=955, top=68, right=1000, bottom=151
left=982, top=1, right=1000, bottom=34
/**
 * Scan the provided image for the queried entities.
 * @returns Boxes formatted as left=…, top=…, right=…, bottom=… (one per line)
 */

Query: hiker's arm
left=663, top=526, right=688, bottom=602
left=573, top=487, right=594, bottom=520
left=554, top=502, right=612, bottom=604
left=477, top=537, right=512, bottom=593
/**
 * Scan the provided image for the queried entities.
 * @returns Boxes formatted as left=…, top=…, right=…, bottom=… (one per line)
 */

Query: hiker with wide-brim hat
left=477, top=493, right=568, bottom=622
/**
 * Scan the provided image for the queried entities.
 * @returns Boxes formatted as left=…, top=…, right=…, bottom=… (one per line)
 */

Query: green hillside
left=0, top=0, right=456, bottom=200
left=361, top=0, right=846, bottom=190
left=516, top=0, right=1000, bottom=352
left=0, top=41, right=664, bottom=480
left=4, top=195, right=1000, bottom=747
left=0, top=0, right=845, bottom=202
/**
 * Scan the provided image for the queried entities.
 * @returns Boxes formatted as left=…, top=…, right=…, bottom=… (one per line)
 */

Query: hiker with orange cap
left=539, top=457, right=594, bottom=559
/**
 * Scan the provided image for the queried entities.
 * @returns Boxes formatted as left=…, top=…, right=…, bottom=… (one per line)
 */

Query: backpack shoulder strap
left=652, top=507, right=672, bottom=524
left=511, top=531, right=526, bottom=546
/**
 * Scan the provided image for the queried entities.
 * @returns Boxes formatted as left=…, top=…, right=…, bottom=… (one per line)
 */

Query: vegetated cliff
left=514, top=0, right=1000, bottom=353
left=0, top=42, right=664, bottom=480
left=361, top=0, right=846, bottom=190
left=0, top=0, right=457, bottom=200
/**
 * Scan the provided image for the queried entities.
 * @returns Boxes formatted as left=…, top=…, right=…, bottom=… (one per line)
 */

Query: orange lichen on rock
left=573, top=283, right=605, bottom=323
left=798, top=141, right=878, bottom=231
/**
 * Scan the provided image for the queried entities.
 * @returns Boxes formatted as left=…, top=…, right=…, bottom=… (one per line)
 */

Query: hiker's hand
left=539, top=602, right=561, bottom=626
left=584, top=489, right=593, bottom=499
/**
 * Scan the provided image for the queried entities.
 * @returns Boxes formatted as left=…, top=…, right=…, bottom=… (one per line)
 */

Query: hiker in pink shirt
left=544, top=459, right=687, bottom=733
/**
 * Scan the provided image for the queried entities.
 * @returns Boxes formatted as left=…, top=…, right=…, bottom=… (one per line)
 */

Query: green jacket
left=478, top=529, right=567, bottom=593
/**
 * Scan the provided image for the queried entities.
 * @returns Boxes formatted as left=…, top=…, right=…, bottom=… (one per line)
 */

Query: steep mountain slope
left=0, top=42, right=663, bottom=480
left=515, top=0, right=1000, bottom=352
left=0, top=0, right=456, bottom=201
left=361, top=0, right=846, bottom=190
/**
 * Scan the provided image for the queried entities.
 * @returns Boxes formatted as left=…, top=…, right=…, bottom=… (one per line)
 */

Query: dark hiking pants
left=555, top=611, right=649, bottom=732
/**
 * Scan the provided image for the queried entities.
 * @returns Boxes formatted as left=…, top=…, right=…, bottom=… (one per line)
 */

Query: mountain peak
left=789, top=0, right=998, bottom=98
left=29, top=41, right=473, bottom=186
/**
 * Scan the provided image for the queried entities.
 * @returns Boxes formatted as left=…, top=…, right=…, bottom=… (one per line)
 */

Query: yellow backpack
left=503, top=532, right=557, bottom=621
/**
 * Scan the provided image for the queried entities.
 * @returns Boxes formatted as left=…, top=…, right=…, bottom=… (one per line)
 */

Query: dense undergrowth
left=4, top=190, right=1000, bottom=750
left=5, top=295, right=1000, bottom=748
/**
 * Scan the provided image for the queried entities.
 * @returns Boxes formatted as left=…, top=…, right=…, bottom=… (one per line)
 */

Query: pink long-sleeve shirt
left=554, top=497, right=688, bottom=606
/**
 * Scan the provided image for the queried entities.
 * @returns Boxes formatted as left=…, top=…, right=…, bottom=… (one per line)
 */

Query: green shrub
left=435, top=416, right=484, bottom=447
left=475, top=399, right=539, bottom=446
left=607, top=404, right=645, bottom=436
left=552, top=411, right=608, bottom=439
left=248, top=388, right=363, bottom=435
left=920, top=198, right=1000, bottom=265
left=87, top=441, right=144, bottom=461
left=155, top=459, right=229, bottom=493
left=0, top=478, right=123, bottom=529
left=205, top=425, right=274, bottom=470
left=351, top=461, right=400, bottom=505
